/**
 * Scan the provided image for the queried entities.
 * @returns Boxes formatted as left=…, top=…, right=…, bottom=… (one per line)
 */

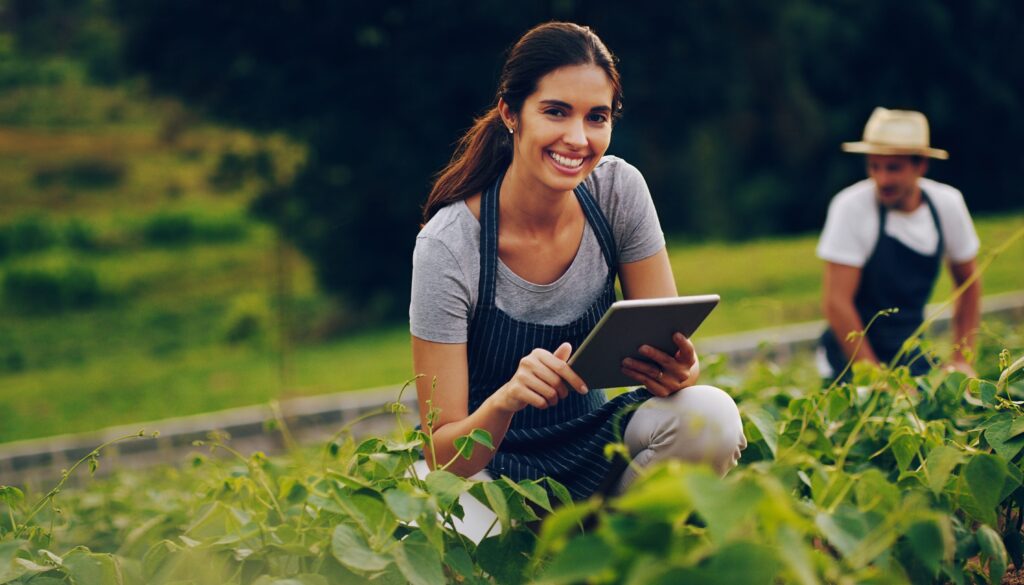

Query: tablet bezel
left=567, top=294, right=720, bottom=389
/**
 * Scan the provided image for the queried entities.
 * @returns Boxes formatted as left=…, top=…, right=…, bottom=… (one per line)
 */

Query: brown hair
left=422, top=22, right=623, bottom=223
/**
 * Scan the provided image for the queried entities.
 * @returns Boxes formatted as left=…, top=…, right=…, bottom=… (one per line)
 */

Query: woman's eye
left=544, top=108, right=566, bottom=117
left=587, top=113, right=609, bottom=124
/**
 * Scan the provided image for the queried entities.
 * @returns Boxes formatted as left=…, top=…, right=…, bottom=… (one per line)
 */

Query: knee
left=648, top=385, right=747, bottom=475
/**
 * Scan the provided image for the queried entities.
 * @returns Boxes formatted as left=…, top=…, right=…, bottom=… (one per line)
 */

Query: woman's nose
left=563, top=118, right=587, bottom=147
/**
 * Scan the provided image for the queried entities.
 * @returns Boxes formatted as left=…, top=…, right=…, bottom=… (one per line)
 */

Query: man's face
left=866, top=154, right=927, bottom=211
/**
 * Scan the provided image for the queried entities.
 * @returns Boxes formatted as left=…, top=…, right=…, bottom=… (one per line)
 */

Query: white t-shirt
left=816, top=177, right=979, bottom=267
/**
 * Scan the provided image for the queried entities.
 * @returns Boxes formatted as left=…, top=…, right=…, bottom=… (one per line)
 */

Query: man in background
left=817, top=107, right=981, bottom=381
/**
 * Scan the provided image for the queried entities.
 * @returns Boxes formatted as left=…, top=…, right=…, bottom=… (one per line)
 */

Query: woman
left=410, top=22, right=745, bottom=507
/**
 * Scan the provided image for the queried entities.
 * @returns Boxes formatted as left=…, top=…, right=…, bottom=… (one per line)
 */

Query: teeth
left=549, top=151, right=583, bottom=168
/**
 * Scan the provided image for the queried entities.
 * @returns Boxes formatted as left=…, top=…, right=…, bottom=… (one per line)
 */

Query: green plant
left=2, top=263, right=102, bottom=312
left=2, top=346, right=1024, bottom=584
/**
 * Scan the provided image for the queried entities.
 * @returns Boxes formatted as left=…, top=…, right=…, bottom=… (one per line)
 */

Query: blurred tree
left=8, top=0, right=1022, bottom=316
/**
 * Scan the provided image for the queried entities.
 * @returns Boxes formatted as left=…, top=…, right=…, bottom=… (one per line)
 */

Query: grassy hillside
left=1, top=59, right=1022, bottom=444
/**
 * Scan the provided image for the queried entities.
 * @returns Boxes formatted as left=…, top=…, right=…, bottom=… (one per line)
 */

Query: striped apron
left=468, top=174, right=650, bottom=500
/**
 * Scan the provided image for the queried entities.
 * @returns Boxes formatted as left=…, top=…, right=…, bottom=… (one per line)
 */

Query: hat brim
left=841, top=141, right=949, bottom=160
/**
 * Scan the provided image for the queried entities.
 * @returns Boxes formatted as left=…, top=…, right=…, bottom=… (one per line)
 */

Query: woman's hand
left=621, top=332, right=700, bottom=397
left=491, top=342, right=589, bottom=413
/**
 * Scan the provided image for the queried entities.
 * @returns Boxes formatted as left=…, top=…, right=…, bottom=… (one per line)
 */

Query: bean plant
left=1, top=323, right=1023, bottom=584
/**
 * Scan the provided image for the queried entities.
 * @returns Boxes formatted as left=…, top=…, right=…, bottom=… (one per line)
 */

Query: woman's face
left=502, top=64, right=615, bottom=194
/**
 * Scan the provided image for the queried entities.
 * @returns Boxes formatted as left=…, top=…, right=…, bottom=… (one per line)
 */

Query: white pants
left=413, top=384, right=746, bottom=542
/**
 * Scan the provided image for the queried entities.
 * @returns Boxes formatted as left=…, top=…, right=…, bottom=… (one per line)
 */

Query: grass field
left=1, top=59, right=1022, bottom=444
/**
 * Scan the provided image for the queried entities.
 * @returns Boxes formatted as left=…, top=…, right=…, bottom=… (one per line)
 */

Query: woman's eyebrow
left=539, top=99, right=612, bottom=113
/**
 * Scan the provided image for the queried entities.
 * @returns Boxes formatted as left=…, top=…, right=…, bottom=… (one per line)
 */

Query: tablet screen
left=567, top=294, right=719, bottom=389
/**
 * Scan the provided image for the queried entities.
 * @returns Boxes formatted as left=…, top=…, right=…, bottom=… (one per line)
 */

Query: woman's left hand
left=621, top=332, right=700, bottom=397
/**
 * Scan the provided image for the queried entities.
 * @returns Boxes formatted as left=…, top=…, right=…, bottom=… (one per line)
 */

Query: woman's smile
left=547, top=150, right=586, bottom=173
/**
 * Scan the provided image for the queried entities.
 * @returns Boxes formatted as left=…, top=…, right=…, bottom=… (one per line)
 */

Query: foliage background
left=1, top=1, right=1022, bottom=443
left=104, top=0, right=1024, bottom=312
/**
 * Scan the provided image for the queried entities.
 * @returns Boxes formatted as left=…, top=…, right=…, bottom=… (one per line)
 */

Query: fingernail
left=580, top=384, right=589, bottom=395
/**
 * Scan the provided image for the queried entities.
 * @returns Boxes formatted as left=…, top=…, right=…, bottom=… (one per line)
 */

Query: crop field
left=1, top=322, right=1023, bottom=584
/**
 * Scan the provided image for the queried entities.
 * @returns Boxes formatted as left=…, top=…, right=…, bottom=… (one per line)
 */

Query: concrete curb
left=3, top=291, right=1023, bottom=486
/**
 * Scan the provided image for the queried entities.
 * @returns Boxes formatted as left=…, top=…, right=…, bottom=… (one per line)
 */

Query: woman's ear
left=497, top=98, right=517, bottom=133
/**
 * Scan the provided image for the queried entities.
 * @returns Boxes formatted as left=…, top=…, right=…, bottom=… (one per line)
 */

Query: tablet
left=567, top=294, right=720, bottom=389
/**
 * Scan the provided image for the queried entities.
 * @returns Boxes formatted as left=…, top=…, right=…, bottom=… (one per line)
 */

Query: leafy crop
left=2, top=326, right=1024, bottom=583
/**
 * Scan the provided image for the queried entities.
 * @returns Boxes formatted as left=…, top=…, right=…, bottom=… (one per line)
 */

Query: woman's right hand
left=491, top=342, right=589, bottom=413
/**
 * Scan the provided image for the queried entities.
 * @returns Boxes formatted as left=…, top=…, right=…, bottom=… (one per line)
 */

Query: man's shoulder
left=919, top=177, right=966, bottom=205
left=829, top=179, right=877, bottom=213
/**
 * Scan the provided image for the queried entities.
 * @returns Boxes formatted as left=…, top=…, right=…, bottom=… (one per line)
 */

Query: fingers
left=620, top=362, right=674, bottom=397
left=538, top=345, right=588, bottom=396
left=672, top=332, right=697, bottom=366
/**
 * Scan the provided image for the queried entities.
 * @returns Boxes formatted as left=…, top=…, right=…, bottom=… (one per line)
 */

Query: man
left=817, top=107, right=981, bottom=381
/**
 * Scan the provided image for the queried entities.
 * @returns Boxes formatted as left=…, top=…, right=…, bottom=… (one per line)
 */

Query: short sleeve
left=940, top=190, right=980, bottom=263
left=409, top=236, right=473, bottom=343
left=602, top=159, right=666, bottom=263
left=816, top=193, right=875, bottom=268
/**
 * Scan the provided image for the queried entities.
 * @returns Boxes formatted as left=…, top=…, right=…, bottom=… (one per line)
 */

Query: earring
left=508, top=127, right=514, bottom=134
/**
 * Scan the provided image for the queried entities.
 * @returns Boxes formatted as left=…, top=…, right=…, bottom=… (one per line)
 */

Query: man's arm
left=948, top=258, right=981, bottom=374
left=822, top=261, right=880, bottom=365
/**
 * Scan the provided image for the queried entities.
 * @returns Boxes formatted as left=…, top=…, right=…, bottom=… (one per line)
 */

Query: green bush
left=64, top=219, right=100, bottom=251
left=2, top=264, right=102, bottom=312
left=221, top=293, right=271, bottom=344
left=2, top=347, right=1024, bottom=584
left=0, top=215, right=59, bottom=259
left=141, top=211, right=248, bottom=247
left=32, top=158, right=126, bottom=190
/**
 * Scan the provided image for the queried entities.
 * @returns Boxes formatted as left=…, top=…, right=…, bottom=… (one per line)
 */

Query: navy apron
left=820, top=191, right=944, bottom=379
left=467, top=174, right=650, bottom=500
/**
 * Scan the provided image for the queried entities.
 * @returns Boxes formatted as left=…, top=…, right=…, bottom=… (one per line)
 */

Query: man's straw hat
left=841, top=107, right=949, bottom=160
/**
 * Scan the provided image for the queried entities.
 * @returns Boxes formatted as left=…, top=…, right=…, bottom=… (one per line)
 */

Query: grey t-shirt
left=410, top=156, right=666, bottom=343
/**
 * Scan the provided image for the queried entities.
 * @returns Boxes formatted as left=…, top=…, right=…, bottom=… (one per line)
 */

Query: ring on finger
left=657, top=370, right=664, bottom=381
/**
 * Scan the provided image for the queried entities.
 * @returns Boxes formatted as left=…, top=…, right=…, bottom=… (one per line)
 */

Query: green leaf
left=469, top=481, right=510, bottom=531
left=424, top=470, right=468, bottom=510
left=816, top=506, right=874, bottom=561
left=469, top=429, right=494, bottom=450
left=545, top=477, right=573, bottom=508
left=62, top=548, right=124, bottom=585
left=853, top=468, right=899, bottom=514
left=185, top=501, right=250, bottom=541
left=964, top=454, right=1009, bottom=527
left=925, top=445, right=964, bottom=494
left=888, top=429, right=922, bottom=472
left=383, top=486, right=428, bottom=523
left=452, top=429, right=496, bottom=460
left=775, top=525, right=816, bottom=585
left=614, top=470, right=692, bottom=519
left=535, top=534, right=615, bottom=585
left=393, top=531, right=445, bottom=585
left=826, top=390, right=851, bottom=421
left=744, top=407, right=778, bottom=458
left=534, top=499, right=601, bottom=561
left=477, top=530, right=535, bottom=585
left=0, top=540, right=29, bottom=584
left=501, top=477, right=553, bottom=513
left=345, top=492, right=397, bottom=547
left=685, top=470, right=765, bottom=544
left=691, top=541, right=781, bottom=585
left=905, top=519, right=948, bottom=576
left=983, top=414, right=1024, bottom=461
left=443, top=545, right=476, bottom=581
left=330, top=524, right=391, bottom=573
left=977, top=524, right=1008, bottom=584
left=0, top=486, right=24, bottom=507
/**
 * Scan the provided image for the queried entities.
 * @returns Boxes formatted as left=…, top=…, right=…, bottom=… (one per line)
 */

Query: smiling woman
left=408, top=22, right=746, bottom=535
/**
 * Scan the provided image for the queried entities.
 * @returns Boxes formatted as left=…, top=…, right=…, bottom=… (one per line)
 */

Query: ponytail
left=423, top=108, right=511, bottom=223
